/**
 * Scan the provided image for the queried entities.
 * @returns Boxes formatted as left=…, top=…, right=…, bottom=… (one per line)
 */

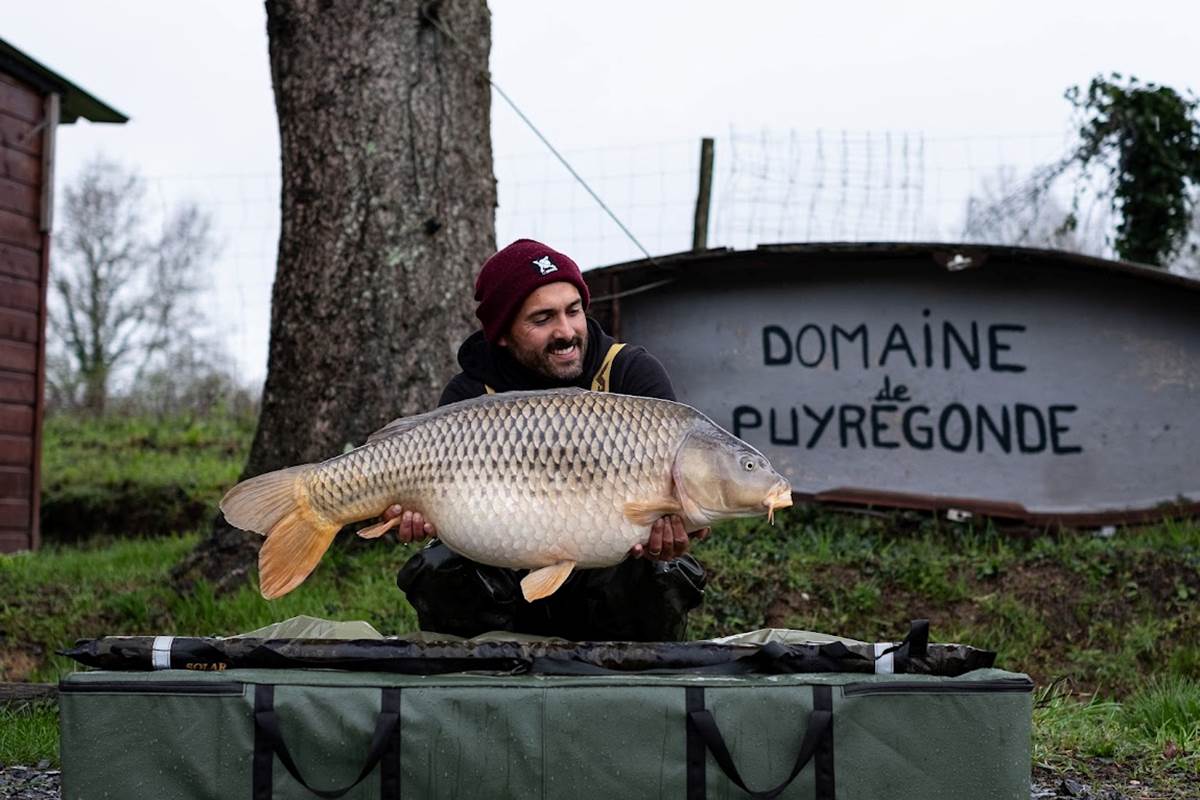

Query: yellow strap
left=591, top=343, right=626, bottom=393
left=484, top=342, right=624, bottom=394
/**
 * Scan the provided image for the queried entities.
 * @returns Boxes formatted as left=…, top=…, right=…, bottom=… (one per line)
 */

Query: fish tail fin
left=219, top=465, right=339, bottom=599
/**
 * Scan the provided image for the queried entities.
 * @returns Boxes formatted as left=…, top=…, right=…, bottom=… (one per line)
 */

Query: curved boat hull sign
left=591, top=245, right=1200, bottom=524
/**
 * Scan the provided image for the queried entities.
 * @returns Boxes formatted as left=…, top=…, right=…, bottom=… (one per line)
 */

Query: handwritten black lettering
left=939, top=403, right=972, bottom=452
left=733, top=405, right=762, bottom=438
left=870, top=404, right=900, bottom=449
left=732, top=401, right=1083, bottom=456
left=839, top=405, right=867, bottom=448
left=943, top=321, right=981, bottom=370
left=803, top=404, right=835, bottom=448
left=797, top=324, right=826, bottom=367
left=988, top=324, right=1027, bottom=373
left=976, top=405, right=1012, bottom=453
left=770, top=407, right=800, bottom=446
left=1015, top=403, right=1047, bottom=453
left=879, top=324, right=918, bottom=368
left=1049, top=405, right=1082, bottom=454
left=903, top=405, right=934, bottom=450
left=832, top=324, right=869, bottom=370
left=762, top=325, right=791, bottom=366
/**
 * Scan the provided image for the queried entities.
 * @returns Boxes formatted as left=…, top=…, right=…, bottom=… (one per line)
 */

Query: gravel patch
left=0, top=764, right=61, bottom=800
left=0, top=763, right=1135, bottom=800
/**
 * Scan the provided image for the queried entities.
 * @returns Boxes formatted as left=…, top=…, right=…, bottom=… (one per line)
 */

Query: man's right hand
left=382, top=504, right=437, bottom=543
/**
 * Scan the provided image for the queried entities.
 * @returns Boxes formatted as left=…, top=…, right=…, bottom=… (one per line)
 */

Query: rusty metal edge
left=583, top=242, right=1200, bottom=294
left=792, top=488, right=1200, bottom=528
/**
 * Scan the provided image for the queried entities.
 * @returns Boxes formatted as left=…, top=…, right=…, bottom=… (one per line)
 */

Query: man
left=388, top=239, right=708, bottom=641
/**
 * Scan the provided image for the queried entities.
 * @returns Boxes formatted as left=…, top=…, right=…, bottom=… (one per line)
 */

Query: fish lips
left=764, top=481, right=793, bottom=523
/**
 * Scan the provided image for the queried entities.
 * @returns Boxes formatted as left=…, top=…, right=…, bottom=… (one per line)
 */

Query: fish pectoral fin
left=623, top=498, right=684, bottom=526
left=357, top=516, right=403, bottom=540
left=520, top=560, right=577, bottom=602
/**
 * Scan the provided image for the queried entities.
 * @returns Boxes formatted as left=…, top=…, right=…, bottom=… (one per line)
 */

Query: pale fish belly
left=421, top=479, right=663, bottom=569
left=326, top=390, right=696, bottom=571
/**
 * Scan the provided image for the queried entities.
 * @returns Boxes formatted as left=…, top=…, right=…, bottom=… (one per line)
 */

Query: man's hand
left=382, top=504, right=437, bottom=544
left=629, top=515, right=710, bottom=561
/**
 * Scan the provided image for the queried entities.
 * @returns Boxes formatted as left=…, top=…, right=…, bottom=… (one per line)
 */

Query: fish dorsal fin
left=366, top=388, right=592, bottom=443
left=520, top=560, right=576, bottom=601
left=623, top=497, right=684, bottom=526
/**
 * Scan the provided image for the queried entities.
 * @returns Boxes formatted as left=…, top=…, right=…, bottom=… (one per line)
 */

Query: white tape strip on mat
left=152, top=636, right=174, bottom=670
left=874, top=642, right=895, bottom=674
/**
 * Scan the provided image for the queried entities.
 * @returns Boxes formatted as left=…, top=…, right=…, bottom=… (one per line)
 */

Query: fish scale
left=220, top=388, right=792, bottom=600
left=304, top=391, right=688, bottom=568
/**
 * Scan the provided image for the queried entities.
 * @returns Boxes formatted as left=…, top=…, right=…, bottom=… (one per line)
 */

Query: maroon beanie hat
left=474, top=239, right=591, bottom=342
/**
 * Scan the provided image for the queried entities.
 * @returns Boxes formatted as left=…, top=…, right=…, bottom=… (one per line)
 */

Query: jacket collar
left=455, top=317, right=615, bottom=391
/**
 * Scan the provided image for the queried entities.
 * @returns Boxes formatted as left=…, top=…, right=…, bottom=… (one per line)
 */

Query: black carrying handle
left=687, top=705, right=833, bottom=799
left=253, top=684, right=400, bottom=799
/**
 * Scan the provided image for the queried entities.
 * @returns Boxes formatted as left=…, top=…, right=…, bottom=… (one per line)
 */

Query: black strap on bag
left=252, top=684, right=402, bottom=799
left=876, top=619, right=930, bottom=673
left=685, top=685, right=835, bottom=800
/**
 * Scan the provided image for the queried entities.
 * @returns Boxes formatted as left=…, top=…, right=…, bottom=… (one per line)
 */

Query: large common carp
left=220, top=389, right=792, bottom=602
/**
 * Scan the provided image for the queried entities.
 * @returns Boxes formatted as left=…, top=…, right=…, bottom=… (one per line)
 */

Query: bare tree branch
left=48, top=156, right=218, bottom=412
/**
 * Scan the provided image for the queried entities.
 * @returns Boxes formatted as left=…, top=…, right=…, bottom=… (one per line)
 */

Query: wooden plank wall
left=0, top=70, right=45, bottom=553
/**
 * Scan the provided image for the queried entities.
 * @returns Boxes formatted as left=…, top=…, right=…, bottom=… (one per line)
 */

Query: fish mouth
left=763, top=482, right=793, bottom=525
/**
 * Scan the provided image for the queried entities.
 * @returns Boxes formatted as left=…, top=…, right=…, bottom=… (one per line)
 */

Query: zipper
left=843, top=678, right=1033, bottom=696
left=59, top=681, right=244, bottom=696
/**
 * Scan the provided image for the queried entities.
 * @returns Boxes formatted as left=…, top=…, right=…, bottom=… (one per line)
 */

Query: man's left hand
left=630, top=515, right=710, bottom=561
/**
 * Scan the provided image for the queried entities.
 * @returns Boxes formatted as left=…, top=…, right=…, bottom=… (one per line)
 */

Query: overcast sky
left=6, top=1, right=1199, bottom=385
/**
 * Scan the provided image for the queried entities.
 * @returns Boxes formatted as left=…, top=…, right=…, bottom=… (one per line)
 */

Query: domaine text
left=734, top=314, right=1083, bottom=455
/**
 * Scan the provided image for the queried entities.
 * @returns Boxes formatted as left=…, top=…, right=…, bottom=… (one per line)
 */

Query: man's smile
left=548, top=341, right=580, bottom=362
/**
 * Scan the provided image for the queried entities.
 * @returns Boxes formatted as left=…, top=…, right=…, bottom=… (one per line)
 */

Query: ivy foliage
left=1066, top=73, right=1200, bottom=267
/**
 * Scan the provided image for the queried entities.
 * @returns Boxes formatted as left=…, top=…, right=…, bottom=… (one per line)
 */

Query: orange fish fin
left=520, top=560, right=576, bottom=602
left=219, top=465, right=340, bottom=600
left=623, top=498, right=683, bottom=526
left=257, top=507, right=341, bottom=600
left=357, top=516, right=403, bottom=540
left=219, top=465, right=313, bottom=536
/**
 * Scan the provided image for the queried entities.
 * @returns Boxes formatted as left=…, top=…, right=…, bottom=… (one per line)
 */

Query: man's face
left=499, top=282, right=588, bottom=381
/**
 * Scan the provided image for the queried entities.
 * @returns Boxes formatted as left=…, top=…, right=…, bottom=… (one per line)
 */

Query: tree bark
left=175, top=0, right=496, bottom=590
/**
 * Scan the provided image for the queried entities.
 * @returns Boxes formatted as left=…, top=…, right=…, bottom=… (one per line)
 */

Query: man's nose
left=550, top=312, right=573, bottom=339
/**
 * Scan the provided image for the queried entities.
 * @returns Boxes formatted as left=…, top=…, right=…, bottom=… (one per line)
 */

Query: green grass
left=0, top=534, right=420, bottom=685
left=0, top=701, right=58, bottom=767
left=691, top=508, right=1200, bottom=699
left=1034, top=677, right=1200, bottom=790
left=38, top=410, right=255, bottom=540
left=5, top=411, right=1199, bottom=788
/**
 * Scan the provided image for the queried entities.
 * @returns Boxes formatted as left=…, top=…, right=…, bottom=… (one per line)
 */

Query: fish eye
left=743, top=460, right=755, bottom=471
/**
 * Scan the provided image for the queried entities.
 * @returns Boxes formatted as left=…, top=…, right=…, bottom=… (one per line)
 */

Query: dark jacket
left=439, top=317, right=675, bottom=405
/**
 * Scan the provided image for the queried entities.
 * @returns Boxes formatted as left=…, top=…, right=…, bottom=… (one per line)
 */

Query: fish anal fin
left=357, top=516, right=403, bottom=540
left=623, top=498, right=683, bottom=526
left=520, top=560, right=576, bottom=602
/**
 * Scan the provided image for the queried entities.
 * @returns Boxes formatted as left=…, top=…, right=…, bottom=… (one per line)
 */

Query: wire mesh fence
left=112, top=127, right=1195, bottom=385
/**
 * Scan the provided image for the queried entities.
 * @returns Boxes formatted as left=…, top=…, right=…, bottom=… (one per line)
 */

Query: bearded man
left=388, top=239, right=708, bottom=640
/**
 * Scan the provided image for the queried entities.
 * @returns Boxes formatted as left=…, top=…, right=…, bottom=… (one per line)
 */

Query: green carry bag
left=60, top=665, right=1032, bottom=799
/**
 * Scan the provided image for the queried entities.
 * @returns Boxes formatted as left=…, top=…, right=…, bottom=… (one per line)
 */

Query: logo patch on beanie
left=532, top=255, right=558, bottom=276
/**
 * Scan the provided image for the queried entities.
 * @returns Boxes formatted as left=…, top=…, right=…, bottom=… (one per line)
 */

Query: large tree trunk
left=175, top=0, right=496, bottom=590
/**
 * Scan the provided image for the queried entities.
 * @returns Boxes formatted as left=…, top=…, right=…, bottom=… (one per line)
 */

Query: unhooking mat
left=58, top=619, right=1032, bottom=799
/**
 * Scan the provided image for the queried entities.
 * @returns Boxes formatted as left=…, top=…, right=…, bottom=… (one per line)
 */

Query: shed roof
left=0, top=37, right=127, bottom=124
left=587, top=242, right=1200, bottom=297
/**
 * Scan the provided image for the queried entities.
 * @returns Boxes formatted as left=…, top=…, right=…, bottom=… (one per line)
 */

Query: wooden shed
left=0, top=38, right=126, bottom=552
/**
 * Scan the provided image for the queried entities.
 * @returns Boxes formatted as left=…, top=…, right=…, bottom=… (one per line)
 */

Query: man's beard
left=509, top=330, right=588, bottom=381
